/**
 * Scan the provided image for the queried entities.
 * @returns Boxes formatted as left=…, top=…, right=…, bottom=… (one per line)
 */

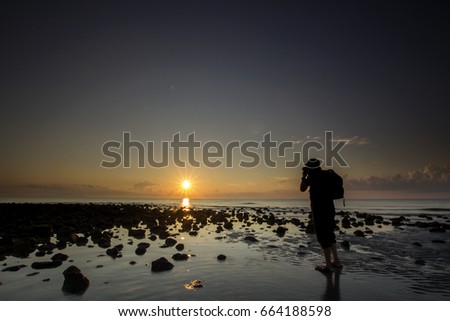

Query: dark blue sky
left=1, top=1, right=449, bottom=199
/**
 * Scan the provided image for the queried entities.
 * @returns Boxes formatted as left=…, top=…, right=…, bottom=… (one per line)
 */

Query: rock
left=188, top=231, right=198, bottom=236
left=31, top=261, right=63, bottom=269
left=175, top=243, right=185, bottom=251
left=35, top=251, right=46, bottom=257
left=354, top=230, right=365, bottom=237
left=30, top=224, right=53, bottom=238
left=243, top=236, right=259, bottom=242
left=217, top=254, right=227, bottom=261
left=137, top=242, right=150, bottom=249
left=341, top=240, right=350, bottom=250
left=98, top=238, right=111, bottom=249
left=12, top=239, right=36, bottom=258
left=172, top=253, right=189, bottom=261
left=165, top=238, right=177, bottom=247
left=106, top=247, right=120, bottom=258
left=62, top=265, right=90, bottom=294
left=129, top=261, right=137, bottom=265
left=224, top=221, right=233, bottom=230
left=305, top=223, right=315, bottom=234
left=75, top=237, right=89, bottom=246
left=275, top=226, right=288, bottom=237
left=149, top=235, right=157, bottom=241
left=431, top=240, right=445, bottom=244
left=114, top=244, right=124, bottom=251
left=341, top=217, right=351, bottom=228
left=151, top=257, right=174, bottom=272
left=2, top=264, right=27, bottom=272
left=135, top=247, right=147, bottom=256
left=51, top=253, right=69, bottom=262
left=184, top=279, right=203, bottom=289
left=128, top=229, right=146, bottom=239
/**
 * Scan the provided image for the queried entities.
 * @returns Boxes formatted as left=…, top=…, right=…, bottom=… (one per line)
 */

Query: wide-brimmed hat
left=305, top=158, right=322, bottom=169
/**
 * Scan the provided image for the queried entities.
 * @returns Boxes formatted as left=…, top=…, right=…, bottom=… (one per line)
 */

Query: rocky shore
left=0, top=203, right=449, bottom=300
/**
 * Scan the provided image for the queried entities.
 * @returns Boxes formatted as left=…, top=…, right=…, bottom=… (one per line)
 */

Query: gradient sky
left=1, top=0, right=449, bottom=200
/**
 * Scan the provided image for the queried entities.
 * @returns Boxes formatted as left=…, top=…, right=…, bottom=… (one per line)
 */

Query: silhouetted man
left=300, top=158, right=342, bottom=273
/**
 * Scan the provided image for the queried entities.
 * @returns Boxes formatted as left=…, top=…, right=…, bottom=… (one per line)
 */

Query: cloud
left=133, top=181, right=157, bottom=191
left=346, top=164, right=450, bottom=193
left=0, top=183, right=135, bottom=199
left=333, top=136, right=370, bottom=146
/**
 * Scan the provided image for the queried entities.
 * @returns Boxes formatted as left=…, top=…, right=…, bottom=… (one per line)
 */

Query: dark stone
left=128, top=229, right=146, bottom=239
left=431, top=240, right=445, bottom=244
left=35, top=251, right=46, bottom=257
left=135, top=247, right=147, bottom=256
left=114, top=244, right=124, bottom=251
left=51, top=253, right=69, bottom=262
left=129, top=261, right=137, bottom=265
left=243, top=236, right=259, bottom=242
left=165, top=238, right=177, bottom=247
left=149, top=235, right=157, bottom=241
left=341, top=240, right=350, bottom=250
left=26, top=272, right=40, bottom=276
left=2, top=264, right=27, bottom=272
left=341, top=217, right=351, bottom=228
left=98, top=238, right=111, bottom=249
left=188, top=231, right=198, bottom=236
left=224, top=221, right=233, bottom=230
left=305, top=223, right=315, bottom=234
left=31, top=261, right=63, bottom=269
left=275, top=226, right=288, bottom=237
left=175, top=243, right=185, bottom=251
left=151, top=257, right=174, bottom=272
left=137, top=242, right=150, bottom=249
left=75, top=237, right=89, bottom=246
left=217, top=254, right=227, bottom=261
left=354, top=230, right=365, bottom=237
left=172, top=253, right=189, bottom=261
left=106, top=247, right=120, bottom=258
left=30, top=224, right=53, bottom=237
left=62, top=266, right=90, bottom=294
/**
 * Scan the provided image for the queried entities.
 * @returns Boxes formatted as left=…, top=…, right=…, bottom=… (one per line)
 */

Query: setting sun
left=182, top=180, right=191, bottom=189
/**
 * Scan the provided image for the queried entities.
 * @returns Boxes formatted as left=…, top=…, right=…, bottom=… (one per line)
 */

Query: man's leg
left=331, top=243, right=342, bottom=267
left=323, top=246, right=333, bottom=268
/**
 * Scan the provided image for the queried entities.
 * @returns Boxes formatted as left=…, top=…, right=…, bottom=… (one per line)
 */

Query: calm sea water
left=4, top=198, right=450, bottom=216
left=59, top=198, right=450, bottom=216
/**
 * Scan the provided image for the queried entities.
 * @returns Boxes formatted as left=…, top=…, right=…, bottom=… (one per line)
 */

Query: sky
left=0, top=0, right=449, bottom=200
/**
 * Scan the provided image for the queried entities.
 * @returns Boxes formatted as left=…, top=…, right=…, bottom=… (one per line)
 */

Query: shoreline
left=0, top=203, right=449, bottom=300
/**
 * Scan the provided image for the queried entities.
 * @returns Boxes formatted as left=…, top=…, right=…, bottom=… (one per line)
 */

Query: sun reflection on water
left=182, top=197, right=190, bottom=209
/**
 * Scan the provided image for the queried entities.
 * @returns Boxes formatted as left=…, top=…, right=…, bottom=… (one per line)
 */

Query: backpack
left=323, top=169, right=345, bottom=205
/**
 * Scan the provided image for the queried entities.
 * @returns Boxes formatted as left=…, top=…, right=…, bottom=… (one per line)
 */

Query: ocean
left=19, top=198, right=447, bottom=217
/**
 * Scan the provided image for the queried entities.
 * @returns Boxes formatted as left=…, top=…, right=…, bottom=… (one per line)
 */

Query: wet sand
left=0, top=203, right=449, bottom=300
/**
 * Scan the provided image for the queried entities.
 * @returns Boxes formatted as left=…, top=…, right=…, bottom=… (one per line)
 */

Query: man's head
left=303, top=158, right=322, bottom=175
left=305, top=158, right=322, bottom=169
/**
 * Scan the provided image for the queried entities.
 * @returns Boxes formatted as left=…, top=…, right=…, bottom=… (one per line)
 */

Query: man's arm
left=300, top=176, right=309, bottom=192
